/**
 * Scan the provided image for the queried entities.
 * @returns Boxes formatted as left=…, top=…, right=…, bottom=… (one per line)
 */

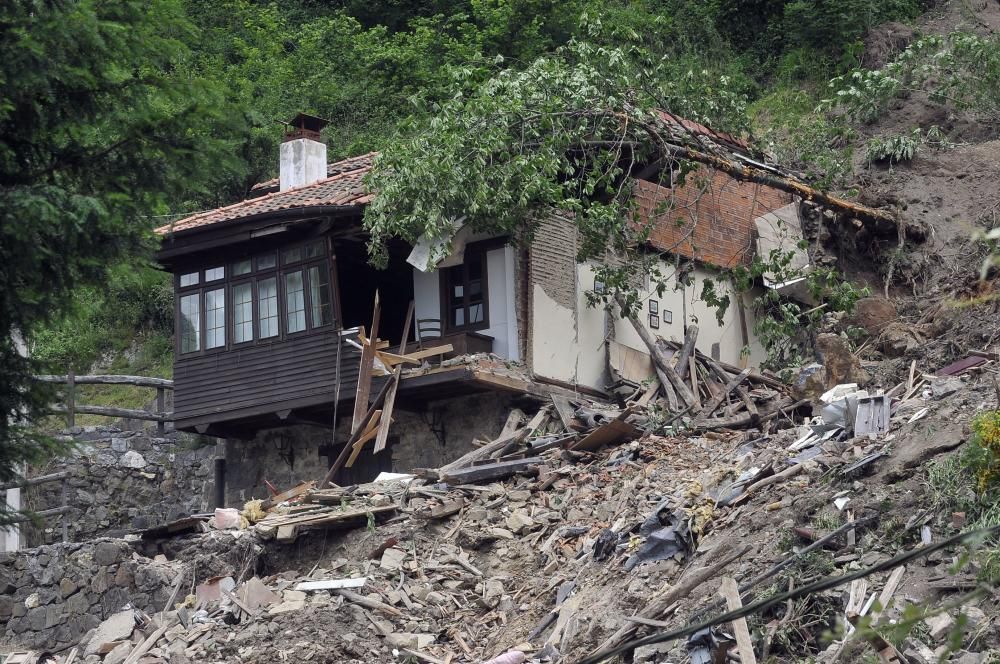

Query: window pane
left=233, top=283, right=253, bottom=343
left=233, top=259, right=252, bottom=276
left=180, top=272, right=199, bottom=287
left=285, top=270, right=306, bottom=333
left=257, top=254, right=276, bottom=270
left=258, top=277, right=278, bottom=338
left=452, top=306, right=464, bottom=327
left=205, top=288, right=225, bottom=348
left=304, top=242, right=324, bottom=259
left=179, top=294, right=200, bottom=353
left=282, top=247, right=303, bottom=264
left=308, top=266, right=332, bottom=327
left=205, top=266, right=224, bottom=282
left=469, top=302, right=484, bottom=324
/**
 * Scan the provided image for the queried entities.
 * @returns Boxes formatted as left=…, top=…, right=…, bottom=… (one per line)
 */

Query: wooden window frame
left=440, top=244, right=492, bottom=333
left=173, top=239, right=337, bottom=359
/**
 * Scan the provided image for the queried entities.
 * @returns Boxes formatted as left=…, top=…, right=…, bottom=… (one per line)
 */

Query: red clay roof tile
left=154, top=154, right=373, bottom=236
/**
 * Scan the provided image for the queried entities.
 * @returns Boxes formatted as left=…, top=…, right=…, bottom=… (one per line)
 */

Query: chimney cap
left=282, top=112, right=330, bottom=141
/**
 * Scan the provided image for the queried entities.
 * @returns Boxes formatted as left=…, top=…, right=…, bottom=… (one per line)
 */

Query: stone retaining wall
left=23, top=426, right=220, bottom=546
left=0, top=539, right=174, bottom=651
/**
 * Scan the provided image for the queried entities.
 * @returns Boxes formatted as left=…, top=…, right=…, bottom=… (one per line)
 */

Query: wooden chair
left=416, top=318, right=442, bottom=349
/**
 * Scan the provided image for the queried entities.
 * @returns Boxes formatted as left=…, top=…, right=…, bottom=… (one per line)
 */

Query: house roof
left=654, top=110, right=749, bottom=152
left=249, top=152, right=377, bottom=194
left=156, top=113, right=750, bottom=238
left=154, top=153, right=375, bottom=236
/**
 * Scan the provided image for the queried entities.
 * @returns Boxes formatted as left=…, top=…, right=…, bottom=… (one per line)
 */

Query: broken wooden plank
left=872, top=566, right=905, bottom=618
left=617, top=295, right=696, bottom=408
left=550, top=395, right=580, bottom=431
left=321, top=377, right=394, bottom=487
left=608, top=339, right=656, bottom=383
left=122, top=618, right=174, bottom=664
left=437, top=426, right=530, bottom=477
left=674, top=325, right=699, bottom=380
left=334, top=589, right=402, bottom=616
left=440, top=457, right=543, bottom=484
left=353, top=293, right=382, bottom=432
left=719, top=576, right=757, bottom=664
left=261, top=481, right=316, bottom=511
left=936, top=355, right=987, bottom=376
left=570, top=418, right=640, bottom=453
left=373, top=301, right=413, bottom=454
left=346, top=409, right=382, bottom=468
left=389, top=344, right=454, bottom=363
left=695, top=368, right=750, bottom=420
left=588, top=539, right=750, bottom=660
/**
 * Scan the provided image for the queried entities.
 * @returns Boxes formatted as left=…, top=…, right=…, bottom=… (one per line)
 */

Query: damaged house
left=155, top=113, right=806, bottom=499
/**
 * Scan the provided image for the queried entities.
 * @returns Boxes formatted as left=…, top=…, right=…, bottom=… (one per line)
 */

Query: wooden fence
left=34, top=372, right=175, bottom=434
left=0, top=471, right=70, bottom=543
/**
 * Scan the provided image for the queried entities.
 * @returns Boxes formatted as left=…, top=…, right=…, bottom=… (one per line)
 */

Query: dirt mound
left=862, top=21, right=914, bottom=69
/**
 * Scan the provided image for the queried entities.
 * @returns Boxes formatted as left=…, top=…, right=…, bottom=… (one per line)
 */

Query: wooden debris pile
left=611, top=307, right=801, bottom=431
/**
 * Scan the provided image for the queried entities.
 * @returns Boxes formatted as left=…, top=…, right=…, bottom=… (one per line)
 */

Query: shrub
left=865, top=128, right=921, bottom=166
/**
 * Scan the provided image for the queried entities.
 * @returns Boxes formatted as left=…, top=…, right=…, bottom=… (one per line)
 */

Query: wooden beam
left=321, top=378, right=394, bottom=488
left=615, top=294, right=695, bottom=408
left=374, top=301, right=414, bottom=454
left=720, top=577, right=757, bottom=664
left=51, top=404, right=172, bottom=423
left=440, top=456, right=543, bottom=484
left=346, top=410, right=382, bottom=468
left=674, top=325, right=699, bottom=379
left=0, top=471, right=69, bottom=492
left=352, top=292, right=381, bottom=432
left=34, top=374, right=174, bottom=388
left=695, top=368, right=750, bottom=420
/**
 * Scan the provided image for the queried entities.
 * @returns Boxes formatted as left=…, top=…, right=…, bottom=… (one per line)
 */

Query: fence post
left=66, top=367, right=75, bottom=428
left=60, top=476, right=68, bottom=543
left=156, top=387, right=165, bottom=435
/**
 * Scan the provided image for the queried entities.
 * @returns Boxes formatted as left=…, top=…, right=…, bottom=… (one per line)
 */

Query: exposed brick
left=635, top=169, right=792, bottom=268
left=528, top=212, right=578, bottom=310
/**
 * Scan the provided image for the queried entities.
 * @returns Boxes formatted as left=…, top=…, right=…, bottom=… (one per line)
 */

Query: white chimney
left=279, top=113, right=329, bottom=192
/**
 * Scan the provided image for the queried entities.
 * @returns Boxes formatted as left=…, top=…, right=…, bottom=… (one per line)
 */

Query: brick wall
left=528, top=212, right=578, bottom=310
left=635, top=169, right=793, bottom=268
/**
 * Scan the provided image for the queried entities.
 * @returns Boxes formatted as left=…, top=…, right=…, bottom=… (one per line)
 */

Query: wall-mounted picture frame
left=649, top=313, right=660, bottom=329
left=593, top=278, right=605, bottom=294
left=648, top=299, right=659, bottom=314
left=663, top=309, right=673, bottom=324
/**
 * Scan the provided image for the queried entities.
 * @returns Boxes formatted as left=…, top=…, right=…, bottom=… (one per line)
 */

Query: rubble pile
left=5, top=350, right=996, bottom=664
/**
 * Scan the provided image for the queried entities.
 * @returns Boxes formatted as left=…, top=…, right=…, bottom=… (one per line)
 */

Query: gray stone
left=110, top=437, right=129, bottom=452
left=66, top=591, right=90, bottom=615
left=84, top=609, right=135, bottom=656
left=59, top=577, right=78, bottom=598
left=103, top=641, right=132, bottom=664
left=0, top=595, right=13, bottom=619
left=119, top=451, right=146, bottom=469
left=27, top=606, right=47, bottom=631
left=45, top=603, right=64, bottom=628
left=94, top=541, right=125, bottom=566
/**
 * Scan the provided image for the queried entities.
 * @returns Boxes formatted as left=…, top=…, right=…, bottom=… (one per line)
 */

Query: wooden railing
left=35, top=372, right=175, bottom=434
left=0, top=471, right=70, bottom=544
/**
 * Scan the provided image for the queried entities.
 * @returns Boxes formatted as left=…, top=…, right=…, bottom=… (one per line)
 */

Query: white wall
left=530, top=259, right=766, bottom=391
left=411, top=246, right=519, bottom=360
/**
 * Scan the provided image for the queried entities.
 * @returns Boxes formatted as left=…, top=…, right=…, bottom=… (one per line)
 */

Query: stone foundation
left=224, top=391, right=522, bottom=504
